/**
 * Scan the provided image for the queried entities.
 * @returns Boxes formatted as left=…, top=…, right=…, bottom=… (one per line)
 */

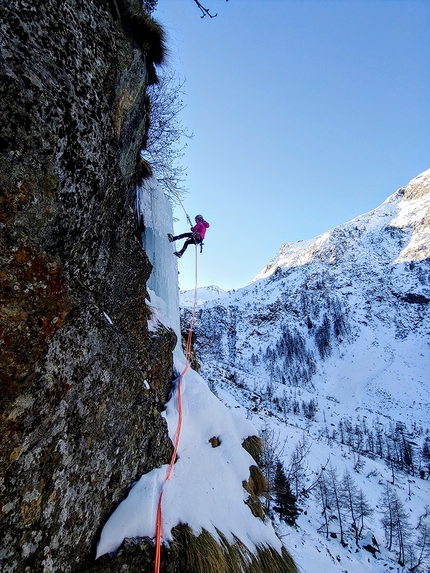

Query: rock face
left=0, top=1, right=175, bottom=571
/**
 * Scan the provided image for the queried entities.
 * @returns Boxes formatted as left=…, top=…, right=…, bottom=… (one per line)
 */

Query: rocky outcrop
left=0, top=1, right=175, bottom=571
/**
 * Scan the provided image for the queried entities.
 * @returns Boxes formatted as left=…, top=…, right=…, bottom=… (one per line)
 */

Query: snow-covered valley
left=180, top=170, right=430, bottom=573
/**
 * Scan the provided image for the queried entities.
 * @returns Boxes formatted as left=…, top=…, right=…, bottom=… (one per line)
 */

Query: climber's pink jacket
left=192, top=220, right=210, bottom=239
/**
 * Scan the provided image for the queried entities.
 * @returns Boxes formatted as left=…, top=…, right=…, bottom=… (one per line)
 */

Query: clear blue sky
left=153, top=0, right=430, bottom=292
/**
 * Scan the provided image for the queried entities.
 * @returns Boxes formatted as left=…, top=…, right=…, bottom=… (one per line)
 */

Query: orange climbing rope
left=151, top=147, right=200, bottom=573
left=154, top=246, right=199, bottom=573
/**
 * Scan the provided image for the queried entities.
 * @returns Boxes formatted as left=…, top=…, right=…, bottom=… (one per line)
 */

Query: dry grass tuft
left=243, top=465, right=267, bottom=520
left=117, top=0, right=166, bottom=66
left=172, top=525, right=230, bottom=573
left=209, top=436, right=221, bottom=448
left=242, top=435, right=263, bottom=464
left=245, top=494, right=265, bottom=520
left=254, top=545, right=298, bottom=573
left=131, top=155, right=152, bottom=187
left=170, top=524, right=298, bottom=573
left=243, top=465, right=267, bottom=497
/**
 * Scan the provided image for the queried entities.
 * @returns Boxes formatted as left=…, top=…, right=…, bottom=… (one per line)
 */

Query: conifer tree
left=380, top=482, right=395, bottom=551
left=341, top=470, right=360, bottom=544
left=421, top=436, right=430, bottom=479
left=340, top=470, right=373, bottom=544
left=286, top=435, right=311, bottom=498
left=260, top=426, right=285, bottom=510
left=274, top=461, right=299, bottom=526
left=356, top=488, right=373, bottom=541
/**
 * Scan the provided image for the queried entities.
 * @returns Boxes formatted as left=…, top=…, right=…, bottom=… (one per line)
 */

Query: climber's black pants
left=174, top=232, right=202, bottom=255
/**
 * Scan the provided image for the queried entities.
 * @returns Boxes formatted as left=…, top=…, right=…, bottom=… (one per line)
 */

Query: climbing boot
left=167, top=233, right=175, bottom=242
left=173, top=252, right=182, bottom=258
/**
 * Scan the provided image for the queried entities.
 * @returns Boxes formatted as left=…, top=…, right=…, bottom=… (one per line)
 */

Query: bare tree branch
left=142, top=69, right=193, bottom=200
left=193, top=0, right=217, bottom=18
left=193, top=0, right=229, bottom=19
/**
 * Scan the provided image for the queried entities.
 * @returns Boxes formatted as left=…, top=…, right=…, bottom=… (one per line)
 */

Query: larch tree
left=356, top=488, right=374, bottom=541
left=409, top=507, right=430, bottom=572
left=286, top=435, right=311, bottom=498
left=316, top=469, right=331, bottom=539
left=143, top=69, right=193, bottom=199
left=341, top=470, right=360, bottom=544
left=380, top=483, right=412, bottom=566
left=327, top=463, right=347, bottom=546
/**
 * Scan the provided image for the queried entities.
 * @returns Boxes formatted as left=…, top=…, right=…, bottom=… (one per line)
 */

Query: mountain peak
left=252, top=169, right=430, bottom=283
left=180, top=285, right=230, bottom=307
left=403, top=167, right=430, bottom=200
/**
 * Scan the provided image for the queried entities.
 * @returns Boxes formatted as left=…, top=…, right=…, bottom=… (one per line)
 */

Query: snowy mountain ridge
left=179, top=284, right=231, bottom=307
left=252, top=169, right=430, bottom=283
left=180, top=170, right=430, bottom=573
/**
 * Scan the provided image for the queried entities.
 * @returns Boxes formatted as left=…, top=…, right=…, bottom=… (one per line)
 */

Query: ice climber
left=168, top=214, right=210, bottom=258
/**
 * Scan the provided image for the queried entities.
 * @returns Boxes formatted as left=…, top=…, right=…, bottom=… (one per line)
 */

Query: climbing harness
left=151, top=145, right=200, bottom=573
left=191, top=231, right=204, bottom=253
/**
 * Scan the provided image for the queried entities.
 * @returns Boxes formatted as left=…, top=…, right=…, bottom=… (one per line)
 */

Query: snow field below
left=215, top=378, right=430, bottom=573
left=96, top=364, right=282, bottom=558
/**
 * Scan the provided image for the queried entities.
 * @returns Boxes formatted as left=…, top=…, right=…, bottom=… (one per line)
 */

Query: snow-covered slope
left=180, top=170, right=430, bottom=573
